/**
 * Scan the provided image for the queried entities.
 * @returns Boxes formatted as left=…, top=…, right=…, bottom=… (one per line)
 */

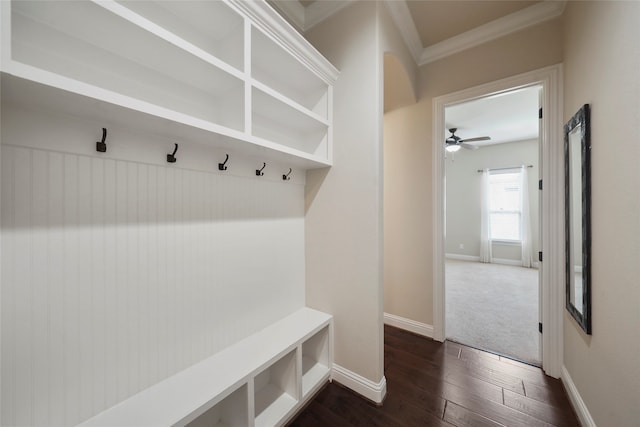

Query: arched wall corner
left=384, top=52, right=418, bottom=113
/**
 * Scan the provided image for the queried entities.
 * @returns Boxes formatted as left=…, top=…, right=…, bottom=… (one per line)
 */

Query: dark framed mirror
left=564, top=104, right=591, bottom=334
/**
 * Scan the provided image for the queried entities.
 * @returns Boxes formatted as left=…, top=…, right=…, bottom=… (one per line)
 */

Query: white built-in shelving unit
left=77, top=307, right=332, bottom=427
left=1, top=1, right=337, bottom=425
left=0, top=0, right=338, bottom=168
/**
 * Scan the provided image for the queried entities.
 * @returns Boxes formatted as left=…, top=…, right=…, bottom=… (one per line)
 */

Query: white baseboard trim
left=493, top=257, right=523, bottom=266
left=561, top=366, right=597, bottom=427
left=446, top=253, right=480, bottom=262
left=446, top=253, right=540, bottom=269
left=384, top=312, right=434, bottom=338
left=332, top=364, right=387, bottom=404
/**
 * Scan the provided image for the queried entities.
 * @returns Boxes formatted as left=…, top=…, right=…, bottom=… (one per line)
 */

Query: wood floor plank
left=500, top=355, right=543, bottom=372
left=523, top=379, right=575, bottom=409
left=503, top=389, right=579, bottom=427
left=289, top=326, right=580, bottom=427
left=388, top=327, right=558, bottom=392
left=386, top=343, right=525, bottom=395
left=440, top=388, right=556, bottom=427
left=386, top=363, right=505, bottom=406
left=457, top=348, right=551, bottom=387
left=386, top=348, right=505, bottom=404
left=381, top=389, right=450, bottom=426
left=312, top=382, right=403, bottom=427
left=384, top=326, right=460, bottom=360
left=288, top=395, right=352, bottom=427
left=443, top=401, right=507, bottom=427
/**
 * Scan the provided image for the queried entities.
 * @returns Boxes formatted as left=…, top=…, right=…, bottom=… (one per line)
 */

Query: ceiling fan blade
left=460, top=143, right=479, bottom=150
left=459, top=136, right=491, bottom=143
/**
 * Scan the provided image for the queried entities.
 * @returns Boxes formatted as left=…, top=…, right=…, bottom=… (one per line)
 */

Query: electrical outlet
left=459, top=243, right=464, bottom=249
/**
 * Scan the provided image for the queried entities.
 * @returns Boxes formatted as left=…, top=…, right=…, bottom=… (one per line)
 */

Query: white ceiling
left=445, top=85, right=541, bottom=146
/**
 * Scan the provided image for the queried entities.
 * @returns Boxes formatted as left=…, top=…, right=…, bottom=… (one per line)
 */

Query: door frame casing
left=432, top=64, right=564, bottom=378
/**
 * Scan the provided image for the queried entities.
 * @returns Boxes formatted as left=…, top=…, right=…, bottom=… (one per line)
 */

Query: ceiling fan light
left=446, top=144, right=461, bottom=153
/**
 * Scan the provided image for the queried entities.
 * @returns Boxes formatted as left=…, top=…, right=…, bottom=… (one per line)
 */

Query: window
left=489, top=170, right=522, bottom=241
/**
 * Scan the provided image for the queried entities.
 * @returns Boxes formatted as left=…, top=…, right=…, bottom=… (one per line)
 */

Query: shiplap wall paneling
left=1, top=142, right=305, bottom=426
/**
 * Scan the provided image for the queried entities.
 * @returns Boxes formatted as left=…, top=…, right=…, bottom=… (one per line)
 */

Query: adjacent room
left=444, top=86, right=542, bottom=365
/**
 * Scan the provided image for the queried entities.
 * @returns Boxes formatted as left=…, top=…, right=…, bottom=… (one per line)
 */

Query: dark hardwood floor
left=289, top=326, right=579, bottom=427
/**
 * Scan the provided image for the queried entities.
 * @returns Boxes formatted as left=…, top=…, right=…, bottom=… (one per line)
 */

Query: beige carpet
left=445, top=259, right=541, bottom=365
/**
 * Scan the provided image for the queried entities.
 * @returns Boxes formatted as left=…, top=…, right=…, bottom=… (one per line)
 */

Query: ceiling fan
left=445, top=128, right=491, bottom=152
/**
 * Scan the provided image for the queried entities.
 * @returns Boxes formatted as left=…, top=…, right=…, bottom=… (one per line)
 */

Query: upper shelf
left=116, top=0, right=245, bottom=72
left=0, top=0, right=339, bottom=169
left=11, top=0, right=245, bottom=132
left=252, top=27, right=329, bottom=120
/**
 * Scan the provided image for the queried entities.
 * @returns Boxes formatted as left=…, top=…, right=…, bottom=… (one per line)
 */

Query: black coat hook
left=167, top=143, right=178, bottom=163
left=96, top=128, right=107, bottom=152
left=283, top=168, right=292, bottom=181
left=256, top=162, right=266, bottom=176
left=219, top=154, right=229, bottom=171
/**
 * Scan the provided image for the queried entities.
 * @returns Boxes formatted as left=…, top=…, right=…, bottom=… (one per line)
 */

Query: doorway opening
left=432, top=65, right=564, bottom=378
left=444, top=85, right=541, bottom=365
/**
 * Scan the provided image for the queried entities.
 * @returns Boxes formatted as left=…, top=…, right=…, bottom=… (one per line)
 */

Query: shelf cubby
left=253, top=350, right=298, bottom=427
left=301, top=327, right=330, bottom=398
left=11, top=0, right=245, bottom=131
left=252, top=27, right=329, bottom=120
left=186, top=385, right=248, bottom=427
left=252, top=87, right=329, bottom=160
left=116, top=0, right=244, bottom=72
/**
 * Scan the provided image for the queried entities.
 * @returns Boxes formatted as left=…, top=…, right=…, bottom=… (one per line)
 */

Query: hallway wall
left=562, top=2, right=640, bottom=425
left=304, top=0, right=385, bottom=394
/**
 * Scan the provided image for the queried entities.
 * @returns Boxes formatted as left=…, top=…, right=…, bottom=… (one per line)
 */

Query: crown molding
left=268, top=0, right=305, bottom=31
left=229, top=0, right=339, bottom=83
left=269, top=0, right=354, bottom=32
left=383, top=0, right=423, bottom=64
left=419, top=0, right=567, bottom=65
left=270, top=0, right=566, bottom=67
left=305, top=0, right=355, bottom=31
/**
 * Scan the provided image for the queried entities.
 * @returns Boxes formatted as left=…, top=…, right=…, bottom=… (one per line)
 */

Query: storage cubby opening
left=11, top=1, right=244, bottom=131
left=252, top=28, right=328, bottom=119
left=252, top=117, right=327, bottom=160
left=252, top=88, right=328, bottom=159
left=302, top=327, right=330, bottom=397
left=186, top=385, right=249, bottom=427
left=254, top=350, right=298, bottom=427
left=117, top=0, right=244, bottom=71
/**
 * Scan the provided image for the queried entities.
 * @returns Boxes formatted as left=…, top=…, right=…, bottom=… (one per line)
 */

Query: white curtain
left=479, top=169, right=492, bottom=263
left=520, top=166, right=534, bottom=267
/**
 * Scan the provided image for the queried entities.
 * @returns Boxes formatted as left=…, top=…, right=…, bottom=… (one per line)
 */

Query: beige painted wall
left=562, top=2, right=640, bottom=425
left=383, top=94, right=432, bottom=324
left=384, top=18, right=563, bottom=325
left=384, top=54, right=416, bottom=113
left=445, top=139, right=540, bottom=261
left=304, top=1, right=384, bottom=385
